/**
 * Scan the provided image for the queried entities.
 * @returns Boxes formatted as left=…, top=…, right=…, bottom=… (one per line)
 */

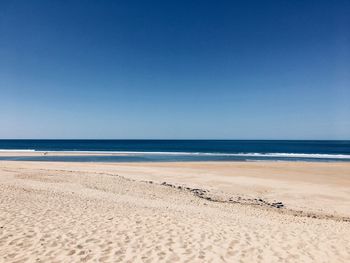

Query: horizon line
left=0, top=139, right=349, bottom=141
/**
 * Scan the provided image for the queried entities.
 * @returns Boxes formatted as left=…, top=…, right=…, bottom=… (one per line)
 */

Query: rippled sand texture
left=0, top=161, right=350, bottom=262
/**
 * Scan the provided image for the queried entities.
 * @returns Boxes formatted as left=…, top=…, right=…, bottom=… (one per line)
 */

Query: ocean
left=0, top=140, right=349, bottom=162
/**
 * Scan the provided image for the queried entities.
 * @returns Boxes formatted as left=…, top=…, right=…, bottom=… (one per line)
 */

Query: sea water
left=0, top=140, right=349, bottom=162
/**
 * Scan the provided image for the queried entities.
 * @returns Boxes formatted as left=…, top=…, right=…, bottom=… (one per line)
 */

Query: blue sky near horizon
left=0, top=0, right=349, bottom=139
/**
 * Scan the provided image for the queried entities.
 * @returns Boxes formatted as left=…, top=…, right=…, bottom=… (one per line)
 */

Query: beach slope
left=0, top=160, right=349, bottom=262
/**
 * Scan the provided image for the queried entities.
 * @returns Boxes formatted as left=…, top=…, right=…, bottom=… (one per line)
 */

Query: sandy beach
left=1, top=159, right=350, bottom=262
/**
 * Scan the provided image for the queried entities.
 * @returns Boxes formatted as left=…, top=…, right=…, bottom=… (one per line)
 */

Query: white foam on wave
left=1, top=150, right=349, bottom=159
left=229, top=152, right=350, bottom=159
left=111, top=151, right=350, bottom=159
left=0, top=149, right=36, bottom=152
left=69, top=151, right=348, bottom=159
left=120, top=152, right=350, bottom=159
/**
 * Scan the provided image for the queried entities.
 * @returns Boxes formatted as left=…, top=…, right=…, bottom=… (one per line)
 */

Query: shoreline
left=0, top=150, right=349, bottom=162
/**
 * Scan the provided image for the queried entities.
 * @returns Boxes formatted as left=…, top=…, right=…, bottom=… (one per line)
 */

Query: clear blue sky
left=0, top=0, right=349, bottom=139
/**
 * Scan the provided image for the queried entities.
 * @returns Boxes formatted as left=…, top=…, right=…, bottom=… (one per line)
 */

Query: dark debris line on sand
left=160, top=181, right=284, bottom=208
left=155, top=181, right=350, bottom=223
